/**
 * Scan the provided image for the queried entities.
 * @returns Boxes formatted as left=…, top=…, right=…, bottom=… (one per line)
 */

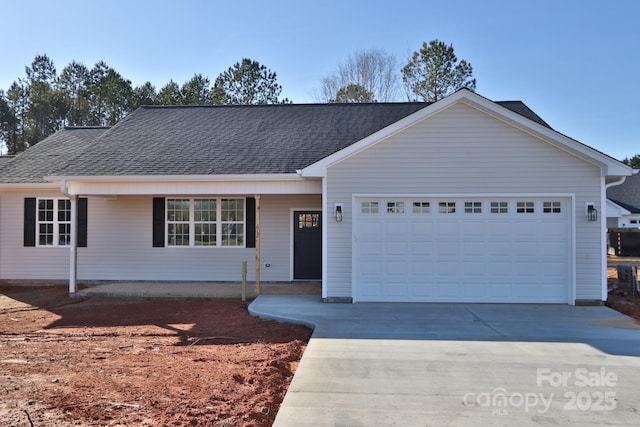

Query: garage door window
left=361, top=201, right=379, bottom=214
left=490, top=201, right=508, bottom=213
left=517, top=201, right=535, bottom=213
left=387, top=201, right=405, bottom=214
left=439, top=202, right=456, bottom=214
left=464, top=201, right=482, bottom=214
left=413, top=201, right=430, bottom=214
left=543, top=201, right=561, bottom=213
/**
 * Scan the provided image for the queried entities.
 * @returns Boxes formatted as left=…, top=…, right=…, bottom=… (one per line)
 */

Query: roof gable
left=301, top=89, right=632, bottom=177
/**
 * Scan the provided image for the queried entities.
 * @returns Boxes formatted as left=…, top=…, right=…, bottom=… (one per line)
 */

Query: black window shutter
left=77, top=198, right=88, bottom=248
left=246, top=197, right=256, bottom=248
left=24, top=198, right=36, bottom=247
left=152, top=197, right=165, bottom=247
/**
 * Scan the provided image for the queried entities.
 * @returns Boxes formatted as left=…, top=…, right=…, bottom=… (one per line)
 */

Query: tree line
left=0, top=40, right=475, bottom=155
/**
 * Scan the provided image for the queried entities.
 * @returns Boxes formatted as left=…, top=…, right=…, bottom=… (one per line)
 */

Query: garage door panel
left=412, top=261, right=434, bottom=275
left=360, top=221, right=382, bottom=235
left=411, top=240, right=433, bottom=256
left=385, top=241, right=407, bottom=256
left=410, top=283, right=434, bottom=297
left=462, top=261, right=486, bottom=276
left=437, top=221, right=458, bottom=236
left=360, top=241, right=382, bottom=256
left=462, top=283, right=487, bottom=298
left=487, top=283, right=512, bottom=298
left=461, top=241, right=487, bottom=257
left=437, top=241, right=459, bottom=256
left=355, top=197, right=570, bottom=303
left=436, top=283, right=459, bottom=298
left=386, top=261, right=408, bottom=275
left=411, top=221, right=434, bottom=235
left=359, top=261, right=381, bottom=275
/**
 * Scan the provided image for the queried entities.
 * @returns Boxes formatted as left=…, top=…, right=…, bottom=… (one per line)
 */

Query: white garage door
left=354, top=197, right=571, bottom=303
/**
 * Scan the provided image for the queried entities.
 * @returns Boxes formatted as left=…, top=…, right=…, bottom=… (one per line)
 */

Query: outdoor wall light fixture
left=335, top=204, right=343, bottom=222
left=586, top=202, right=598, bottom=222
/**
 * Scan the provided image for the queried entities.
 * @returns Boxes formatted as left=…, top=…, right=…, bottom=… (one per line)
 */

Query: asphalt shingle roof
left=0, top=127, right=109, bottom=183
left=0, top=99, right=554, bottom=183
left=60, top=103, right=430, bottom=176
left=608, top=173, right=640, bottom=212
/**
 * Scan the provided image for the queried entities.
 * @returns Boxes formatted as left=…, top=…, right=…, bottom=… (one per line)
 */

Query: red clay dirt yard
left=0, top=286, right=311, bottom=426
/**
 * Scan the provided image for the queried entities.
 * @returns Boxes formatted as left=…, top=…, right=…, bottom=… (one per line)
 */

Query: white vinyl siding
left=0, top=192, right=320, bottom=282
left=325, top=102, right=603, bottom=302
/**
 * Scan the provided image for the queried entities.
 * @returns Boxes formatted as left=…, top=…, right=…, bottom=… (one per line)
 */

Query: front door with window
left=293, top=211, right=322, bottom=280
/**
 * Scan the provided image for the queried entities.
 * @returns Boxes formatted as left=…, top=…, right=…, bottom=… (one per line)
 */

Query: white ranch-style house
left=0, top=89, right=633, bottom=304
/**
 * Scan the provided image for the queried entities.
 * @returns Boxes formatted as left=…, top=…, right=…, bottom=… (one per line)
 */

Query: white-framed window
left=464, top=201, right=482, bottom=214
left=439, top=201, right=456, bottom=214
left=386, top=201, right=405, bottom=214
left=413, top=201, right=430, bottom=214
left=516, top=201, right=535, bottom=213
left=37, top=198, right=71, bottom=246
left=166, top=198, right=244, bottom=247
left=490, top=201, right=508, bottom=213
left=542, top=201, right=561, bottom=213
left=361, top=201, right=379, bottom=214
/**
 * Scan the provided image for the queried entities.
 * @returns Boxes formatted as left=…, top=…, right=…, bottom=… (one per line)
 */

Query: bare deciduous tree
left=316, top=49, right=400, bottom=103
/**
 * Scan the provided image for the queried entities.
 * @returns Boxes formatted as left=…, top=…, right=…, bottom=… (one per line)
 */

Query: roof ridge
left=64, top=126, right=112, bottom=130
left=139, top=102, right=432, bottom=110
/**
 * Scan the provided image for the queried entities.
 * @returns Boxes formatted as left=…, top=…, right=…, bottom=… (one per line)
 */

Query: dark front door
left=293, top=211, right=322, bottom=280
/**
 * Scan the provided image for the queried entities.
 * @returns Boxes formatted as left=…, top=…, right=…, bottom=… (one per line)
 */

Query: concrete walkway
left=249, top=295, right=640, bottom=426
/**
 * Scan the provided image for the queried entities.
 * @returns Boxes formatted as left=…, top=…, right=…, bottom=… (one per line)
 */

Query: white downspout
left=601, top=173, right=634, bottom=301
left=60, top=180, right=78, bottom=294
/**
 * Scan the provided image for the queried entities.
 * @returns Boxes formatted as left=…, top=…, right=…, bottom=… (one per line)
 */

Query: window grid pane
left=413, top=202, right=430, bottom=214
left=222, top=224, right=244, bottom=247
left=57, top=199, right=71, bottom=222
left=168, top=223, right=190, bottom=246
left=439, top=202, right=456, bottom=214
left=517, top=201, right=535, bottom=213
left=194, top=199, right=216, bottom=221
left=221, top=199, right=244, bottom=246
left=543, top=201, right=561, bottom=213
left=490, top=201, right=508, bottom=213
left=361, top=201, right=379, bottom=214
left=221, top=199, right=244, bottom=221
left=58, top=223, right=71, bottom=246
left=464, top=201, right=482, bottom=214
left=39, top=223, right=53, bottom=245
left=298, top=213, right=320, bottom=229
left=167, top=199, right=190, bottom=221
left=195, top=223, right=216, bottom=246
left=38, top=199, right=54, bottom=222
left=386, top=201, right=405, bottom=214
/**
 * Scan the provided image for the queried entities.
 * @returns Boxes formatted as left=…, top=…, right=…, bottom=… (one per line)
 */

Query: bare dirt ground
left=0, top=286, right=312, bottom=426
left=607, top=256, right=640, bottom=321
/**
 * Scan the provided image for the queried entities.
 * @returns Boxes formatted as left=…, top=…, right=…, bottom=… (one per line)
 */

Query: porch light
left=586, top=202, right=598, bottom=222
left=335, top=204, right=343, bottom=222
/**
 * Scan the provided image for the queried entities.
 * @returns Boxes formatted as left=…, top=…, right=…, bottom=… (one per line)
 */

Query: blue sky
left=1, top=0, right=638, bottom=160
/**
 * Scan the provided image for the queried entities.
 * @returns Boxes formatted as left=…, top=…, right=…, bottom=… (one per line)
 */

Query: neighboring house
left=607, top=172, right=640, bottom=229
left=0, top=89, right=632, bottom=304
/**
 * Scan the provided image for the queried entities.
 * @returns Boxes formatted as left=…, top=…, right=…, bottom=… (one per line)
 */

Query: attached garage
left=354, top=197, right=572, bottom=303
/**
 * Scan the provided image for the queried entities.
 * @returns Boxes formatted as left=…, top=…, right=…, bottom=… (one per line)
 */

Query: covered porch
left=76, top=281, right=321, bottom=299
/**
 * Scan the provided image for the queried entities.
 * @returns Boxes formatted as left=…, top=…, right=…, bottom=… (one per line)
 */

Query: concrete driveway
left=249, top=295, right=640, bottom=426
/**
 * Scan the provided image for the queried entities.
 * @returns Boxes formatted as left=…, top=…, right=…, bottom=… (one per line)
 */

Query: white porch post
left=254, top=194, right=261, bottom=294
left=69, top=195, right=78, bottom=294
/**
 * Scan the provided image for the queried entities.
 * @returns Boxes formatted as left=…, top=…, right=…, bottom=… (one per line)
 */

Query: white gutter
left=59, top=180, right=78, bottom=294
left=44, top=173, right=309, bottom=183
